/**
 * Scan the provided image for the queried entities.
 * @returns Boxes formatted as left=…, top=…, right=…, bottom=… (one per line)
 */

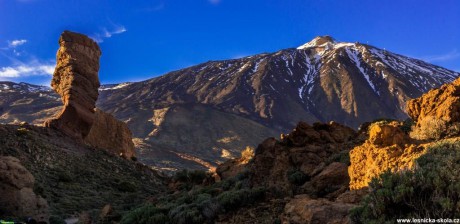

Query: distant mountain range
left=1, top=36, right=458, bottom=171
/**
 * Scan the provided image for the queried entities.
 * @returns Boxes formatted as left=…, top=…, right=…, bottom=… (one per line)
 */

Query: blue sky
left=0, top=0, right=459, bottom=85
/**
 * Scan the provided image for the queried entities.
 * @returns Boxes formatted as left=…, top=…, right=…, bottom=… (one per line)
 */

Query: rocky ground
left=0, top=123, right=167, bottom=222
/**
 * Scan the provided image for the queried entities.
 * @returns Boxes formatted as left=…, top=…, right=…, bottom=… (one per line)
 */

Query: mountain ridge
left=1, top=36, right=459, bottom=171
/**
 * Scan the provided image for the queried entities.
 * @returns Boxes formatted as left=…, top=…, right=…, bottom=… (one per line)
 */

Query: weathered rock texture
left=281, top=195, right=354, bottom=224
left=248, top=121, right=357, bottom=197
left=44, top=31, right=101, bottom=139
left=0, top=156, right=49, bottom=222
left=44, top=31, right=135, bottom=158
left=348, top=122, right=424, bottom=190
left=407, top=78, right=460, bottom=124
left=214, top=121, right=370, bottom=223
left=85, top=109, right=136, bottom=158
left=216, top=158, right=247, bottom=181
left=350, top=77, right=460, bottom=190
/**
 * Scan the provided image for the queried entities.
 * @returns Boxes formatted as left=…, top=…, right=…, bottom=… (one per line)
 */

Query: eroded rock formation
left=213, top=121, right=374, bottom=223
left=44, top=31, right=101, bottom=139
left=349, top=77, right=460, bottom=190
left=85, top=109, right=135, bottom=158
left=0, top=156, right=49, bottom=222
left=248, top=121, right=357, bottom=197
left=348, top=122, right=424, bottom=190
left=44, top=31, right=135, bottom=158
left=407, top=78, right=460, bottom=124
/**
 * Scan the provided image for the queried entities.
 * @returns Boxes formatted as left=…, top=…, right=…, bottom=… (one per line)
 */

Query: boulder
left=281, top=195, right=353, bottom=224
left=335, top=189, right=368, bottom=204
left=216, top=157, right=247, bottom=180
left=249, top=122, right=357, bottom=196
left=305, top=162, right=349, bottom=197
left=368, top=122, right=410, bottom=147
left=0, top=156, right=49, bottom=222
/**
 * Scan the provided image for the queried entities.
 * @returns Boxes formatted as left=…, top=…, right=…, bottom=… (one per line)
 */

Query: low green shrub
left=327, top=151, right=350, bottom=165
left=57, top=170, right=73, bottom=183
left=120, top=205, right=168, bottom=224
left=169, top=204, right=204, bottom=224
left=173, top=169, right=208, bottom=185
left=49, top=216, right=66, bottom=224
left=400, top=118, right=414, bottom=134
left=116, top=181, right=137, bottom=192
left=287, top=170, right=309, bottom=185
left=217, top=187, right=265, bottom=211
left=447, top=122, right=460, bottom=137
left=410, top=116, right=446, bottom=140
left=120, top=170, right=265, bottom=224
left=16, top=127, right=29, bottom=136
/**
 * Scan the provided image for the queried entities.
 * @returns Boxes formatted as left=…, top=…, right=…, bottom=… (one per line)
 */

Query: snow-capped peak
left=297, top=36, right=337, bottom=49
left=297, top=35, right=356, bottom=51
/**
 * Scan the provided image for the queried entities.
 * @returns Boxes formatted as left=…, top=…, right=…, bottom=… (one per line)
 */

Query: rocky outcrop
left=216, top=157, right=248, bottom=180
left=213, top=120, right=366, bottom=223
left=304, top=162, right=349, bottom=198
left=407, top=78, right=460, bottom=124
left=350, top=76, right=460, bottom=190
left=281, top=195, right=354, bottom=224
left=367, top=122, right=411, bottom=147
left=0, top=156, right=49, bottom=222
left=44, top=31, right=135, bottom=158
left=348, top=122, right=424, bottom=190
left=44, top=31, right=101, bottom=139
left=248, top=121, right=357, bottom=196
left=85, top=110, right=136, bottom=158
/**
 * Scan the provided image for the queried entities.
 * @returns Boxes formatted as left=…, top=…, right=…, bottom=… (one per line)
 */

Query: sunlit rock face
left=44, top=30, right=101, bottom=139
left=44, top=31, right=135, bottom=158
left=348, top=121, right=424, bottom=190
left=407, top=77, right=460, bottom=125
left=350, top=77, right=460, bottom=190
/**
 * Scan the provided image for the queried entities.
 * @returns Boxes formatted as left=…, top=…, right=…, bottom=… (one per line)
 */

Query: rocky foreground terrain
left=1, top=31, right=460, bottom=223
left=1, top=35, right=458, bottom=172
left=118, top=72, right=460, bottom=223
left=0, top=124, right=166, bottom=222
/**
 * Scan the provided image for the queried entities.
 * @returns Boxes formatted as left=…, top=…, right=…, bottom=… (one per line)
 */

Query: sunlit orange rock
left=45, top=31, right=135, bottom=158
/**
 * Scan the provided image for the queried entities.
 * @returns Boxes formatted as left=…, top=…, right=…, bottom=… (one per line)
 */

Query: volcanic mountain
left=1, top=36, right=458, bottom=171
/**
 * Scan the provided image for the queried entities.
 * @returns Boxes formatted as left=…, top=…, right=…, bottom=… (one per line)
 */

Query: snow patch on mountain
left=0, top=82, right=52, bottom=93
left=252, top=58, right=265, bottom=73
left=345, top=47, right=379, bottom=95
left=100, top=82, right=132, bottom=91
